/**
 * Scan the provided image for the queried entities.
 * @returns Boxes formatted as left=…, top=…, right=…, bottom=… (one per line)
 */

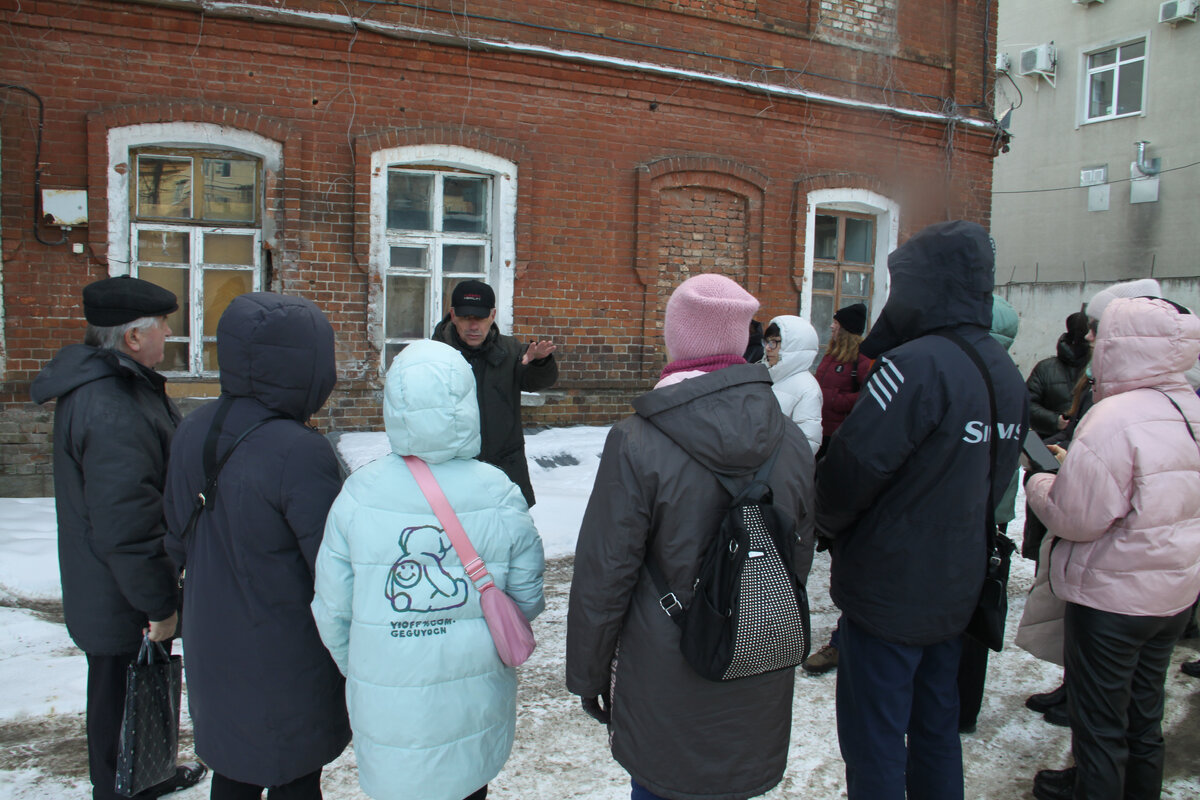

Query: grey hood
left=217, top=292, right=336, bottom=421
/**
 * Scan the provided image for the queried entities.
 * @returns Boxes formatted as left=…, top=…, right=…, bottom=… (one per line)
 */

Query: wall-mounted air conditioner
left=1160, top=0, right=1199, bottom=23
left=1019, top=44, right=1057, bottom=81
left=996, top=52, right=1012, bottom=72
left=1073, top=0, right=1104, bottom=5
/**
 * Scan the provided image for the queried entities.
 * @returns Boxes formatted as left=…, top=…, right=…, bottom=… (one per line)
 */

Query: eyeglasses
left=765, top=338, right=782, bottom=350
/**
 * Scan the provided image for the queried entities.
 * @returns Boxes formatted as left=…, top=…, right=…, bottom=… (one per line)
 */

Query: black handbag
left=935, top=330, right=1015, bottom=653
left=114, top=635, right=183, bottom=797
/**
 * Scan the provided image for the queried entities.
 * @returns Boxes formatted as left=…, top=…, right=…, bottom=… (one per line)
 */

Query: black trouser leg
left=211, top=769, right=323, bottom=800
left=86, top=651, right=138, bottom=800
left=956, top=635, right=988, bottom=730
left=1064, top=603, right=1187, bottom=800
left=463, top=786, right=488, bottom=800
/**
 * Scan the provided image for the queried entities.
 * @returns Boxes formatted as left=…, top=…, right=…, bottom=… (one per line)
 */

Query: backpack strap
left=181, top=399, right=283, bottom=541
left=642, top=417, right=782, bottom=620
left=402, top=455, right=496, bottom=593
left=1154, top=389, right=1200, bottom=450
left=931, top=330, right=999, bottom=560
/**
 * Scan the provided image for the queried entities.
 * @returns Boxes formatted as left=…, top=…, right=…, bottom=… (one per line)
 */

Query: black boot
left=1025, top=682, right=1066, bottom=713
left=1032, top=766, right=1075, bottom=800
left=1181, top=660, right=1200, bottom=678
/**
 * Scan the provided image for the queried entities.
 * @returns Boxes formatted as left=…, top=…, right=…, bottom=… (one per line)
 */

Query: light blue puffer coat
left=312, top=340, right=546, bottom=800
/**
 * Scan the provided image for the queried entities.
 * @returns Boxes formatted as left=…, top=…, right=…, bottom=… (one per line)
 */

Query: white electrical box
left=996, top=52, right=1012, bottom=72
left=1160, top=0, right=1199, bottom=23
left=1019, top=44, right=1056, bottom=79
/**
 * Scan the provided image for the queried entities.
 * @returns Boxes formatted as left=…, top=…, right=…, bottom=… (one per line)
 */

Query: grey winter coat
left=566, top=364, right=815, bottom=800
left=1026, top=334, right=1089, bottom=437
left=164, top=293, right=350, bottom=786
left=432, top=316, right=557, bottom=506
left=31, top=344, right=180, bottom=655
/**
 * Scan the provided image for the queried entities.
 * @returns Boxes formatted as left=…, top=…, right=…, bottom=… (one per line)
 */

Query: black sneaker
left=1181, top=660, right=1200, bottom=678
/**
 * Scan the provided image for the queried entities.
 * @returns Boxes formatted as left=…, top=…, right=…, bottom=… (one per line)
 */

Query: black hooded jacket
left=815, top=221, right=1029, bottom=646
left=31, top=344, right=180, bottom=655
left=1026, top=333, right=1090, bottom=437
left=163, top=293, right=350, bottom=785
left=432, top=315, right=558, bottom=506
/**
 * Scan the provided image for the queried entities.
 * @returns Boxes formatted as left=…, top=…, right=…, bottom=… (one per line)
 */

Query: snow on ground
left=3, top=425, right=1200, bottom=799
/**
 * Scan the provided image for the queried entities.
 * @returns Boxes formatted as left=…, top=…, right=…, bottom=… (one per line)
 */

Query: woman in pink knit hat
left=567, top=273, right=816, bottom=800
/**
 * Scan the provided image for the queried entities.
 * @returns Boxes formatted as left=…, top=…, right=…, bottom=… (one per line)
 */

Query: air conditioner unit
left=1019, top=44, right=1057, bottom=78
left=1160, top=0, right=1199, bottom=23
left=996, top=52, right=1012, bottom=72
left=1073, top=0, right=1104, bottom=5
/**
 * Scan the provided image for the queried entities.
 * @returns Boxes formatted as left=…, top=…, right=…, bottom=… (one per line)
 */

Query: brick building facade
left=1, top=0, right=1002, bottom=495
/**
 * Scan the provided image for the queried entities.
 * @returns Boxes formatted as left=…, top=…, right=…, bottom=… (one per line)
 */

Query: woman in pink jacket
left=1025, top=296, right=1200, bottom=800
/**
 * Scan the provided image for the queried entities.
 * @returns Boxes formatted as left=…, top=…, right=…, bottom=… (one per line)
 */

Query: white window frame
left=369, top=145, right=517, bottom=369
left=1077, top=34, right=1150, bottom=127
left=107, top=124, right=281, bottom=378
left=801, top=189, right=898, bottom=329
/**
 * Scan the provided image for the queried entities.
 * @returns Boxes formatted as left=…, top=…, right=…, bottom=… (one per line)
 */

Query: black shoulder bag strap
left=641, top=418, right=783, bottom=619
left=1155, top=389, right=1200, bottom=452
left=180, top=398, right=282, bottom=541
left=933, top=331, right=999, bottom=559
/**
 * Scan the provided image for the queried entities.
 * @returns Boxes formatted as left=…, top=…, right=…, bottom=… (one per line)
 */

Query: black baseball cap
left=451, top=280, right=495, bottom=317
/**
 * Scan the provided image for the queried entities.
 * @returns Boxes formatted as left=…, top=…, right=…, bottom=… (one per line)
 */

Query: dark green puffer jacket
left=1026, top=333, right=1090, bottom=437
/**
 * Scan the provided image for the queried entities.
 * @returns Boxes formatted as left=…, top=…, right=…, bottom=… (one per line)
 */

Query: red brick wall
left=0, top=0, right=999, bottom=494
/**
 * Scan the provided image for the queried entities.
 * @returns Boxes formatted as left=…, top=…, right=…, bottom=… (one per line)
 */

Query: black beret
left=83, top=276, right=179, bottom=327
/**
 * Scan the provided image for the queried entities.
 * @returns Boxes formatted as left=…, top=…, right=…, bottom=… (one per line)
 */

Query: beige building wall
left=991, top=0, right=1200, bottom=375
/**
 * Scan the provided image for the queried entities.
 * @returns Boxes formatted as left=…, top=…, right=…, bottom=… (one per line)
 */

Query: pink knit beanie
left=663, top=273, right=760, bottom=361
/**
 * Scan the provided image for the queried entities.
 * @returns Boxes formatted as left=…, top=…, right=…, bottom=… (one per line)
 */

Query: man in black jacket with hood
left=31, top=276, right=206, bottom=800
left=815, top=221, right=1028, bottom=799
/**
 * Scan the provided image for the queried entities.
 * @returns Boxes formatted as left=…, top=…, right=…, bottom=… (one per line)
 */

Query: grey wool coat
left=164, top=293, right=350, bottom=786
left=566, top=364, right=815, bottom=800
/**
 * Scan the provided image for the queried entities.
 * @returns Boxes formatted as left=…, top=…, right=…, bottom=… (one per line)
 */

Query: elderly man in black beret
left=32, top=275, right=206, bottom=799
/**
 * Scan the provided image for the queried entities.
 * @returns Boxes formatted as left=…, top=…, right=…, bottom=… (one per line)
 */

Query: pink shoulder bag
left=403, top=455, right=536, bottom=667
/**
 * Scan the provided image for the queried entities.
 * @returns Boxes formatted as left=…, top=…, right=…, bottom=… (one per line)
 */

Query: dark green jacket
left=1026, top=333, right=1089, bottom=437
left=432, top=316, right=558, bottom=506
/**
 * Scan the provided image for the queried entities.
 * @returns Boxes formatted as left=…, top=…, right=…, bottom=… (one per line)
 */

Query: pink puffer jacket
left=1026, top=297, right=1200, bottom=617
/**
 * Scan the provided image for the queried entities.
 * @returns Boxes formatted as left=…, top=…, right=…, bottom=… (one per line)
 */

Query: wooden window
left=810, top=211, right=875, bottom=348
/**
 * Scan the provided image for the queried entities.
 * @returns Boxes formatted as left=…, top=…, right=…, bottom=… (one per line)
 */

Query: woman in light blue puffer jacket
left=312, top=339, right=546, bottom=800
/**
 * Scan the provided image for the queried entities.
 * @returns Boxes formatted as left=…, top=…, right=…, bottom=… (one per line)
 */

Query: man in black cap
left=432, top=279, right=557, bottom=506
left=31, top=275, right=206, bottom=799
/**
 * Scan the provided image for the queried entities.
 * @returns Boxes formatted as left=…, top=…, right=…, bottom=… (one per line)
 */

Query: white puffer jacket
left=1026, top=297, right=1200, bottom=617
left=767, top=315, right=823, bottom=453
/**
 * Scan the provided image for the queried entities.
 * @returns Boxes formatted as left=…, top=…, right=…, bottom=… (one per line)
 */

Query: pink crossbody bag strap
left=403, top=455, right=536, bottom=666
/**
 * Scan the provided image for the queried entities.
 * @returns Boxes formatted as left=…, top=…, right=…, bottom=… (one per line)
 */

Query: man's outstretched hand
left=522, top=340, right=557, bottom=364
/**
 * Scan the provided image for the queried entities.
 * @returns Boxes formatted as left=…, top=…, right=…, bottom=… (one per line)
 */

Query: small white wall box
left=41, top=189, right=88, bottom=227
left=1160, top=0, right=1199, bottom=23
left=1019, top=44, right=1056, bottom=79
left=996, top=52, right=1012, bottom=72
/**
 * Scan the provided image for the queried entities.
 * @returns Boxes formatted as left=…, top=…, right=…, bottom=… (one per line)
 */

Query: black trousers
left=86, top=650, right=139, bottom=800
left=211, top=770, right=323, bottom=800
left=956, top=636, right=988, bottom=730
left=1064, top=602, right=1189, bottom=800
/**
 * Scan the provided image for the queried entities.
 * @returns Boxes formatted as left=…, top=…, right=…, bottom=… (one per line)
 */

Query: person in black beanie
left=1026, top=311, right=1091, bottom=439
left=31, top=275, right=207, bottom=799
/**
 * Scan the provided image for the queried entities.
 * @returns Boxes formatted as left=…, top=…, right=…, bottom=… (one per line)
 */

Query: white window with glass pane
left=371, top=147, right=518, bottom=370
left=1084, top=39, right=1146, bottom=123
left=130, top=148, right=262, bottom=376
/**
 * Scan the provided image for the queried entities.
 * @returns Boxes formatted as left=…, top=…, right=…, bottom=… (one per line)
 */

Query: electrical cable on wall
left=0, top=84, right=68, bottom=247
left=994, top=159, right=1199, bottom=195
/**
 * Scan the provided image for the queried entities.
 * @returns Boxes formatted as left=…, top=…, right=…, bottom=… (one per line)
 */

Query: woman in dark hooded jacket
left=1026, top=312, right=1091, bottom=438
left=164, top=293, right=350, bottom=798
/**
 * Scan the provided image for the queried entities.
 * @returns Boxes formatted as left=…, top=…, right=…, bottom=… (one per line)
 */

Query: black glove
left=580, top=692, right=612, bottom=725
